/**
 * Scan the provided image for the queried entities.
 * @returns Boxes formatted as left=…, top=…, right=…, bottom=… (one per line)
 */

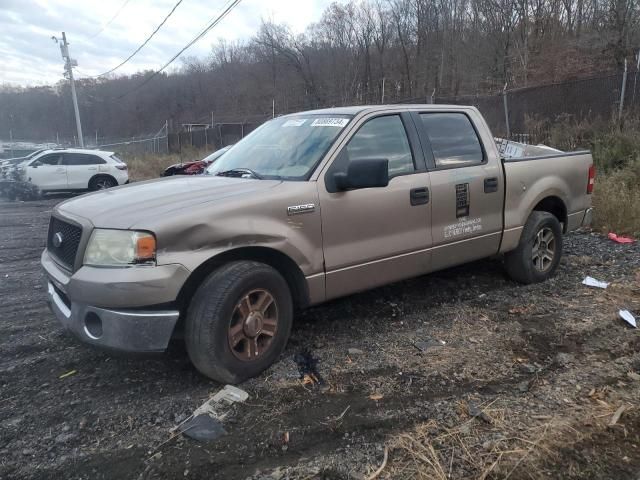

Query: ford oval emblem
left=53, top=232, right=64, bottom=248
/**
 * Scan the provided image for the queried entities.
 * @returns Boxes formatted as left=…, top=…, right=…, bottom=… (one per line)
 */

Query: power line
left=115, top=0, right=242, bottom=99
left=89, top=0, right=132, bottom=40
left=97, top=0, right=185, bottom=77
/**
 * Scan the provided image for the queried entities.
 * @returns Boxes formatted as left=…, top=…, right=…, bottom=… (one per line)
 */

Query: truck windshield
left=206, top=114, right=352, bottom=180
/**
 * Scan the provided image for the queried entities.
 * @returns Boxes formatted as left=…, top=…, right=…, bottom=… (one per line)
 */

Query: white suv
left=20, top=149, right=129, bottom=192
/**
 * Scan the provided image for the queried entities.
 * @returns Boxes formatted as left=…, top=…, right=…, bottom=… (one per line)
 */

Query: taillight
left=115, top=164, right=128, bottom=171
left=587, top=165, right=595, bottom=194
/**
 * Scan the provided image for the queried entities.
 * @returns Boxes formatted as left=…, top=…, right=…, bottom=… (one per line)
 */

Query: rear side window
left=345, top=115, right=415, bottom=177
left=420, top=113, right=483, bottom=168
left=63, top=154, right=106, bottom=166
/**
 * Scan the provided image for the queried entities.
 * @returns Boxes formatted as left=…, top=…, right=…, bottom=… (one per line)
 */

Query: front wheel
left=185, top=261, right=293, bottom=383
left=504, top=211, right=563, bottom=284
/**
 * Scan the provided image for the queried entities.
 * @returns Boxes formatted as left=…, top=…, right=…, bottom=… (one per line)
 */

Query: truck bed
left=500, top=149, right=593, bottom=253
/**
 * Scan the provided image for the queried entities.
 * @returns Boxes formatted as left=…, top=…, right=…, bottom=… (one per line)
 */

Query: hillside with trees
left=1, top=0, right=638, bottom=142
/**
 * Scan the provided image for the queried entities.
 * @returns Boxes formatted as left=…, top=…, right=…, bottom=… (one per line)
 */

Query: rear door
left=25, top=153, right=66, bottom=190
left=318, top=112, right=433, bottom=300
left=412, top=109, right=504, bottom=271
left=63, top=153, right=105, bottom=189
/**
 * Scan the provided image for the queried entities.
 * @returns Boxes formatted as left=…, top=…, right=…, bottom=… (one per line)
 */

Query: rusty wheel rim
left=228, top=289, right=278, bottom=361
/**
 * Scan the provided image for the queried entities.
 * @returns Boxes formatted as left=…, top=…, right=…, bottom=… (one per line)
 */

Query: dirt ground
left=1, top=197, right=639, bottom=480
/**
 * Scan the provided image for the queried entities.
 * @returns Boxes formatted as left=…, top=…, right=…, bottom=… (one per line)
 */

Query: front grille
left=47, top=217, right=82, bottom=271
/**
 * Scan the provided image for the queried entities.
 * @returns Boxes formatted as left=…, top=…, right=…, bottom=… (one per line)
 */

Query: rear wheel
left=185, top=261, right=293, bottom=383
left=89, top=175, right=117, bottom=191
left=504, top=211, right=563, bottom=284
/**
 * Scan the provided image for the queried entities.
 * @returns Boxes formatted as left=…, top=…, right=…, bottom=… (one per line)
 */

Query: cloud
left=0, top=0, right=339, bottom=86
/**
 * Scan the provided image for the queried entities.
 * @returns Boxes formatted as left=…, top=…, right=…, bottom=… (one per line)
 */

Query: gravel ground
left=0, top=197, right=639, bottom=479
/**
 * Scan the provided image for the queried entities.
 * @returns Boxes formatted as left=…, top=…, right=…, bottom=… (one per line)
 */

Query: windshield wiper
left=215, top=168, right=263, bottom=179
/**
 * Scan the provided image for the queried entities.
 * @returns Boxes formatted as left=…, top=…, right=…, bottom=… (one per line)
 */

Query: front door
left=25, top=153, right=67, bottom=190
left=413, top=110, right=504, bottom=271
left=318, top=113, right=433, bottom=300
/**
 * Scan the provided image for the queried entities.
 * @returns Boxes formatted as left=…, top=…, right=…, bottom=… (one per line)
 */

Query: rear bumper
left=46, top=281, right=179, bottom=352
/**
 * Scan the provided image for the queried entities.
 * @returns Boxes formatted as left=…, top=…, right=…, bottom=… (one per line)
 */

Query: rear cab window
left=419, top=113, right=484, bottom=168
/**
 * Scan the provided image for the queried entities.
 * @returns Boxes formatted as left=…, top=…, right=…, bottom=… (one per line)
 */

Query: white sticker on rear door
left=310, top=118, right=349, bottom=127
left=282, top=119, right=306, bottom=127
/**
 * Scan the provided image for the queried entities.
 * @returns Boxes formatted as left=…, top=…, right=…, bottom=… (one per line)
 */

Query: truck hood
left=56, top=176, right=282, bottom=229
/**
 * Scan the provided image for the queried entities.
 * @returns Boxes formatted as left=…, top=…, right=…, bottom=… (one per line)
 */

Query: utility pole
left=632, top=50, right=640, bottom=105
left=502, top=83, right=511, bottom=138
left=618, top=58, right=628, bottom=123
left=54, top=32, right=84, bottom=147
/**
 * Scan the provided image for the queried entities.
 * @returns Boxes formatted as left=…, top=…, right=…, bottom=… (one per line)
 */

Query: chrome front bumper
left=46, top=281, right=180, bottom=353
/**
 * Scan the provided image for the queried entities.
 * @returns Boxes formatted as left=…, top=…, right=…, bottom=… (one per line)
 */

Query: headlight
left=83, top=229, right=156, bottom=267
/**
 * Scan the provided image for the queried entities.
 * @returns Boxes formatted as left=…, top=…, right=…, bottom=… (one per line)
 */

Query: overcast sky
left=0, top=0, right=339, bottom=87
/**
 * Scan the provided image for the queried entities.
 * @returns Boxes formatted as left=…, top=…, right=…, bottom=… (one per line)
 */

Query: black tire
left=185, top=261, right=293, bottom=383
left=89, top=175, right=117, bottom=191
left=504, top=211, right=563, bottom=284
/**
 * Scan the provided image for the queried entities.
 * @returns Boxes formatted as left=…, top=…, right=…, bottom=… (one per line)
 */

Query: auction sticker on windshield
left=282, top=119, right=306, bottom=127
left=311, top=118, right=349, bottom=127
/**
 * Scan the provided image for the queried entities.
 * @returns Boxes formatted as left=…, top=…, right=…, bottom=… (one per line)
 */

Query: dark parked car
left=161, top=146, right=231, bottom=176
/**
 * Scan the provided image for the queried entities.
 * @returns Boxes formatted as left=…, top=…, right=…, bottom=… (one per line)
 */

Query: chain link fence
left=397, top=68, right=639, bottom=143
left=4, top=68, right=638, bottom=158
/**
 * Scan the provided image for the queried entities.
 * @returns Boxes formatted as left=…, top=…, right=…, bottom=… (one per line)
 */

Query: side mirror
left=333, top=158, right=389, bottom=191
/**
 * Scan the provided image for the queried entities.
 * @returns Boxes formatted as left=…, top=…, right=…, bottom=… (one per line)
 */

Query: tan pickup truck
left=42, top=105, right=594, bottom=383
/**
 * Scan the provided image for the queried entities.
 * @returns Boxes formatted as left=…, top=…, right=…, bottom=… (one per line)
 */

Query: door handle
left=410, top=187, right=429, bottom=206
left=484, top=177, right=499, bottom=193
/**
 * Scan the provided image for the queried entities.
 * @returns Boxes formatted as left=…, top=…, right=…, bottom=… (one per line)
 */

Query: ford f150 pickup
left=42, top=105, right=594, bottom=383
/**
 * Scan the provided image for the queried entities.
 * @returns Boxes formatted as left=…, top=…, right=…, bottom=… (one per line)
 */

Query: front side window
left=206, top=115, right=351, bottom=180
left=420, top=113, right=483, bottom=168
left=344, top=115, right=415, bottom=177
left=32, top=154, right=62, bottom=166
left=64, top=154, right=105, bottom=166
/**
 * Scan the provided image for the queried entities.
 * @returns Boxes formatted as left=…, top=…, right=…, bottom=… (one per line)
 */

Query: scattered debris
left=366, top=446, right=389, bottom=480
left=468, top=401, right=493, bottom=424
left=58, top=370, right=77, bottom=379
left=618, top=310, right=637, bottom=328
left=369, top=393, right=384, bottom=401
left=608, top=404, right=629, bottom=427
left=322, top=405, right=351, bottom=425
left=517, top=380, right=531, bottom=393
left=180, top=415, right=226, bottom=442
left=608, top=233, right=635, bottom=244
left=553, top=352, right=574, bottom=366
left=582, top=276, right=609, bottom=289
left=413, top=338, right=445, bottom=352
left=518, top=363, right=537, bottom=374
left=179, top=385, right=249, bottom=443
left=627, top=371, right=640, bottom=382
left=508, top=306, right=532, bottom=315
left=294, top=350, right=324, bottom=386
left=347, top=348, right=364, bottom=356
